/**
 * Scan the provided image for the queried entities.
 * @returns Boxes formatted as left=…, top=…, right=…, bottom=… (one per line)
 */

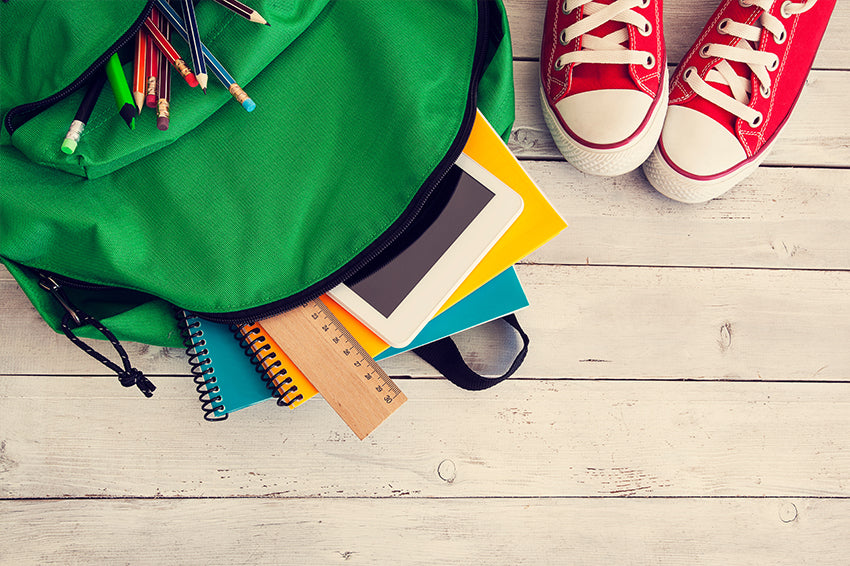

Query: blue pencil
left=154, top=0, right=255, bottom=111
left=180, top=0, right=208, bottom=92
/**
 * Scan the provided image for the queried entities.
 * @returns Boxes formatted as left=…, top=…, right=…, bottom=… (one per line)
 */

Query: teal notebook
left=179, top=310, right=273, bottom=420
left=375, top=266, right=529, bottom=360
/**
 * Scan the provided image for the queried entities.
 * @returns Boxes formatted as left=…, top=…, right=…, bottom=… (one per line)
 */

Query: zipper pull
left=36, top=272, right=156, bottom=398
left=38, top=274, right=83, bottom=326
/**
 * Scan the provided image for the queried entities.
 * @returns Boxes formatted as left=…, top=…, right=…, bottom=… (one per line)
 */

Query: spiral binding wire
left=176, top=309, right=228, bottom=421
left=231, top=323, right=304, bottom=407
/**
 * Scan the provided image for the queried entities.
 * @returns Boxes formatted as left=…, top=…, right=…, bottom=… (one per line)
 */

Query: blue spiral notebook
left=180, top=311, right=274, bottom=419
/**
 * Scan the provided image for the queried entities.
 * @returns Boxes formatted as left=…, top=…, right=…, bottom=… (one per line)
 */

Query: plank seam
left=2, top=375, right=850, bottom=383
left=2, top=495, right=849, bottom=502
left=515, top=262, right=850, bottom=273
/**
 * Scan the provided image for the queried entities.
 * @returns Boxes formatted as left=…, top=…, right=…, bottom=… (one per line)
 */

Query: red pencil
left=145, top=9, right=160, bottom=108
left=156, top=17, right=172, bottom=131
left=144, top=10, right=198, bottom=88
left=132, top=29, right=147, bottom=112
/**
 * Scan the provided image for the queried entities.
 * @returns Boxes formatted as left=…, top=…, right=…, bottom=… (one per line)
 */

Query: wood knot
left=779, top=502, right=798, bottom=523
left=719, top=322, right=733, bottom=352
left=438, top=459, right=456, bottom=483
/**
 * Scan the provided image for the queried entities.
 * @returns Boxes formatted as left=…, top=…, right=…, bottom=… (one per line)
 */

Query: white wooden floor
left=2, top=1, right=849, bottom=564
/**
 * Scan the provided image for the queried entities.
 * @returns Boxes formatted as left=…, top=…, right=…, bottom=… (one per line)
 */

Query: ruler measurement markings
left=259, top=299, right=407, bottom=439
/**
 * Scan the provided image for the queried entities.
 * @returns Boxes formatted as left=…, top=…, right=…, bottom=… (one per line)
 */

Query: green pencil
left=104, top=53, right=136, bottom=130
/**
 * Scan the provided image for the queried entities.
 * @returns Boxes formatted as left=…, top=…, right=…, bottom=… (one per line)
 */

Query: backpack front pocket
left=4, top=0, right=331, bottom=179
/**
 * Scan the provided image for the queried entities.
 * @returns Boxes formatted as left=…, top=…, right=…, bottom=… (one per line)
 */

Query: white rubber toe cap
left=659, top=106, right=747, bottom=177
left=555, top=89, right=653, bottom=146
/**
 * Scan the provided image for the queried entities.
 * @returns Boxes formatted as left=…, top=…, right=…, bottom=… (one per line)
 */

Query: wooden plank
left=1, top=169, right=847, bottom=289
left=1, top=378, right=848, bottom=498
left=3, top=265, right=848, bottom=380
left=504, top=0, right=850, bottom=69
left=522, top=164, right=850, bottom=270
left=1, top=498, right=849, bottom=565
left=511, top=63, right=850, bottom=166
left=451, top=264, right=850, bottom=380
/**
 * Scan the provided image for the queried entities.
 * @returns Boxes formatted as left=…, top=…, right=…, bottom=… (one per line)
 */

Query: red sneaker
left=539, top=0, right=667, bottom=176
left=643, top=0, right=836, bottom=203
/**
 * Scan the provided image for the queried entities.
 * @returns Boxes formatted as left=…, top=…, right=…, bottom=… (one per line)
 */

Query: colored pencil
left=145, top=9, right=160, bottom=108
left=132, top=29, right=147, bottom=113
left=154, top=0, right=256, bottom=112
left=61, top=71, right=108, bottom=154
left=156, top=17, right=172, bottom=131
left=104, top=53, right=136, bottom=130
left=181, top=0, right=208, bottom=92
left=210, top=0, right=270, bottom=26
left=143, top=12, right=199, bottom=88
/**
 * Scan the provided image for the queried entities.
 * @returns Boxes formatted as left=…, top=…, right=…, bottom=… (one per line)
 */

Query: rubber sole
left=642, top=132, right=780, bottom=204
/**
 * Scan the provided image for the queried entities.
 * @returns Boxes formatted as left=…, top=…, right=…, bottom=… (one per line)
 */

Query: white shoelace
left=554, top=0, right=655, bottom=71
left=682, top=0, right=818, bottom=128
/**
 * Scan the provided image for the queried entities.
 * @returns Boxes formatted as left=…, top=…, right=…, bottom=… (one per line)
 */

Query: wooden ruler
left=259, top=299, right=406, bottom=439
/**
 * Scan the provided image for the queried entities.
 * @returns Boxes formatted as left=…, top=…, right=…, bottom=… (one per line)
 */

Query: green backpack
left=0, top=0, right=520, bottom=395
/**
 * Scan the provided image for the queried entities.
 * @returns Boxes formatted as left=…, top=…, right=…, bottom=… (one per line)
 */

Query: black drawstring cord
left=60, top=311, right=156, bottom=397
left=38, top=272, right=155, bottom=397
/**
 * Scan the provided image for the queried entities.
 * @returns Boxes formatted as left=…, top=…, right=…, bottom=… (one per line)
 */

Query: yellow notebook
left=441, top=110, right=567, bottom=313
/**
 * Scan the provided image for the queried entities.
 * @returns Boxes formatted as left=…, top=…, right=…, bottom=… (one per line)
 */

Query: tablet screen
left=347, top=165, right=495, bottom=317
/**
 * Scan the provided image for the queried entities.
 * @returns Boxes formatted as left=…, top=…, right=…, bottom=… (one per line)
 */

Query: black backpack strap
left=412, top=314, right=529, bottom=391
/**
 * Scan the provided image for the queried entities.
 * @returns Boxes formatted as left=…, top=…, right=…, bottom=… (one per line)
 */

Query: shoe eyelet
left=768, top=55, right=780, bottom=71
left=559, top=29, right=569, bottom=46
left=738, top=0, right=752, bottom=8
left=554, top=59, right=566, bottom=72
left=642, top=54, right=656, bottom=69
left=699, top=44, right=712, bottom=58
left=780, top=1, right=793, bottom=18
left=682, top=66, right=697, bottom=80
left=748, top=112, right=764, bottom=128
left=774, top=29, right=787, bottom=44
left=717, top=18, right=732, bottom=34
left=639, top=22, right=652, bottom=37
left=640, top=0, right=650, bottom=8
left=759, top=83, right=770, bottom=97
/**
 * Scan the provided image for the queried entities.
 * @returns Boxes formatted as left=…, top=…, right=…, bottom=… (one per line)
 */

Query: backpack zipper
left=38, top=274, right=85, bottom=326
left=4, top=1, right=154, bottom=135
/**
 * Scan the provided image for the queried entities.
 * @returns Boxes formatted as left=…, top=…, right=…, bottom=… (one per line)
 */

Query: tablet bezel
left=327, top=152, right=524, bottom=347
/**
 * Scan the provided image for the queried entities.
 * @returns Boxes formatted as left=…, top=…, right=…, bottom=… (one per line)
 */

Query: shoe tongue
left=702, top=59, right=753, bottom=134
left=699, top=12, right=765, bottom=135
left=568, top=0, right=636, bottom=95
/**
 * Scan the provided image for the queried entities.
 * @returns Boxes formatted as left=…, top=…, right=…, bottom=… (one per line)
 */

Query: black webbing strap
left=60, top=312, right=156, bottom=397
left=412, top=314, right=529, bottom=391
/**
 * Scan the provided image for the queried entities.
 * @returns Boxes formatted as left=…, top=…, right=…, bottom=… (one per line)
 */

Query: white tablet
left=327, top=152, right=524, bottom=347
